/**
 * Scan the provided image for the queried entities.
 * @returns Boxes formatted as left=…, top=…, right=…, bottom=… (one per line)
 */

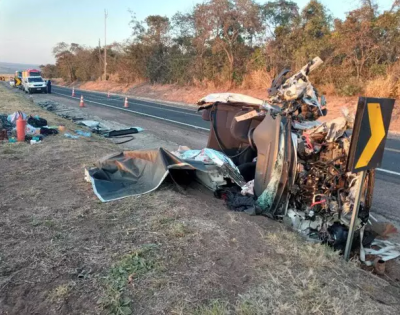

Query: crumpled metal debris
left=241, top=180, right=254, bottom=196
left=309, top=117, right=348, bottom=142
left=360, top=236, right=400, bottom=266
left=172, top=148, right=246, bottom=188
left=198, top=93, right=264, bottom=106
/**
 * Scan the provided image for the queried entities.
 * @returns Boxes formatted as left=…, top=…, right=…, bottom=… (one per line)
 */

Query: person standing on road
left=47, top=79, right=52, bottom=94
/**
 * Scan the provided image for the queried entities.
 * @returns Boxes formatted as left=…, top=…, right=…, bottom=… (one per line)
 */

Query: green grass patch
left=99, top=244, right=160, bottom=315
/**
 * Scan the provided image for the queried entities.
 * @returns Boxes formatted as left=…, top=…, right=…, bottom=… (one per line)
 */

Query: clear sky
left=0, top=0, right=395, bottom=65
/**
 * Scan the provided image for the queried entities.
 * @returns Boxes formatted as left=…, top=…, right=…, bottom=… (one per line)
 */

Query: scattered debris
left=361, top=239, right=400, bottom=266
left=171, top=148, right=246, bottom=187
left=241, top=180, right=254, bottom=196
left=75, top=130, right=91, bottom=137
left=77, top=120, right=100, bottom=128
left=37, top=100, right=143, bottom=144
left=374, top=258, right=386, bottom=275
left=64, top=133, right=80, bottom=139
left=0, top=111, right=58, bottom=144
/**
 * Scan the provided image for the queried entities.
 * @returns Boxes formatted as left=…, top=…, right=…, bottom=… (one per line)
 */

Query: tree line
left=40, top=0, right=400, bottom=97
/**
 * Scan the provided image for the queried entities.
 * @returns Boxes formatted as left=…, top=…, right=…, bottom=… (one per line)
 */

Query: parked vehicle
left=198, top=57, right=375, bottom=251
left=22, top=69, right=41, bottom=79
left=23, top=76, right=47, bottom=94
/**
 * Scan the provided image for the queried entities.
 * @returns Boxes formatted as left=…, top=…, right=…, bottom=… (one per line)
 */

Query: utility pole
left=98, top=39, right=102, bottom=80
left=104, top=9, right=108, bottom=81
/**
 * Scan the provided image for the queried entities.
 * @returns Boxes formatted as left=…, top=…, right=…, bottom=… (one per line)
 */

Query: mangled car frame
left=197, top=57, right=375, bottom=251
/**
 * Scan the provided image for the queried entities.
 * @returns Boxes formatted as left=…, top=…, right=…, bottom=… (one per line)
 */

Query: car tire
left=28, top=89, right=32, bottom=94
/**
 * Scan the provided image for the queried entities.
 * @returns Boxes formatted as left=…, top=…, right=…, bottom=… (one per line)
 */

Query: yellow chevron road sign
left=15, top=77, right=21, bottom=86
left=347, top=97, right=395, bottom=173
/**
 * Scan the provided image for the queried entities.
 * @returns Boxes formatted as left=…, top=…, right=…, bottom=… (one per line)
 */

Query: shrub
left=365, top=75, right=396, bottom=98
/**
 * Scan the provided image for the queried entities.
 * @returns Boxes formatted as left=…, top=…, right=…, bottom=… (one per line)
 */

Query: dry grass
left=193, top=229, right=400, bottom=314
left=365, top=75, right=397, bottom=98
left=318, top=82, right=336, bottom=96
left=241, top=70, right=272, bottom=90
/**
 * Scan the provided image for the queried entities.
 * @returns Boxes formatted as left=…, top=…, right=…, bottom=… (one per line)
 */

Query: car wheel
left=28, top=89, right=32, bottom=94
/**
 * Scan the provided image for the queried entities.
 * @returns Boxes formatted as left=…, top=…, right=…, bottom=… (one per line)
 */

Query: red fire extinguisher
left=16, top=112, right=26, bottom=142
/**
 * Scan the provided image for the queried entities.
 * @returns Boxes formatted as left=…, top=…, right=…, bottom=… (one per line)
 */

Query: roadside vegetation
left=41, top=0, right=400, bottom=98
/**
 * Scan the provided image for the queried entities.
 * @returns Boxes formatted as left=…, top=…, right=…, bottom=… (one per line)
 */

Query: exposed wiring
left=310, top=200, right=326, bottom=208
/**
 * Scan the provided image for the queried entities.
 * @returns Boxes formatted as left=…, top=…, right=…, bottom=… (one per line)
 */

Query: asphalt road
left=52, top=85, right=210, bottom=131
left=52, top=85, right=400, bottom=176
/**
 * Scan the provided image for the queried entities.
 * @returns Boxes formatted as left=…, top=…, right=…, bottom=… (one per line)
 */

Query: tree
left=191, top=0, right=263, bottom=85
left=39, top=64, right=58, bottom=79
left=53, top=42, right=78, bottom=82
left=262, top=0, right=299, bottom=34
left=332, top=5, right=381, bottom=80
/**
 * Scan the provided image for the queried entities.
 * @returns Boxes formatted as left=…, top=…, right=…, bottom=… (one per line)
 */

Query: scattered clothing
left=28, top=116, right=48, bottom=128
left=7, top=112, right=27, bottom=124
left=40, top=127, right=58, bottom=135
left=0, top=115, right=14, bottom=131
left=215, top=187, right=256, bottom=214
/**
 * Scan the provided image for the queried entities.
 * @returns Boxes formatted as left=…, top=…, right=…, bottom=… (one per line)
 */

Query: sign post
left=345, top=97, right=395, bottom=261
left=343, top=170, right=366, bottom=261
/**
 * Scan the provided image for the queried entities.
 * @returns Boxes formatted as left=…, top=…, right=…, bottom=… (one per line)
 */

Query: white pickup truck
left=23, top=76, right=47, bottom=94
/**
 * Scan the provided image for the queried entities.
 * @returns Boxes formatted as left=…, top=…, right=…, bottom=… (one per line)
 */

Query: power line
left=104, top=9, right=108, bottom=80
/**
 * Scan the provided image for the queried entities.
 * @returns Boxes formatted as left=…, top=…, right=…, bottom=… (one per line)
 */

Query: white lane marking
left=385, top=147, right=400, bottom=153
left=52, top=91, right=210, bottom=131
left=54, top=87, right=200, bottom=117
left=376, top=168, right=400, bottom=176
left=80, top=94, right=201, bottom=117
left=54, top=85, right=197, bottom=111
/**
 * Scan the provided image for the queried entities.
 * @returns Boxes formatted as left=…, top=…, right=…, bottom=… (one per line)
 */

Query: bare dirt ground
left=2, top=84, right=400, bottom=315
left=53, top=79, right=400, bottom=133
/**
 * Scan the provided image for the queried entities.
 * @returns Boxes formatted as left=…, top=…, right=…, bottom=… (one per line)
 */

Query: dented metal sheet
left=256, top=132, right=285, bottom=212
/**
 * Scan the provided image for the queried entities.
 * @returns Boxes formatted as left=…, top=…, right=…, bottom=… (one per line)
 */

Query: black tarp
left=88, top=148, right=209, bottom=202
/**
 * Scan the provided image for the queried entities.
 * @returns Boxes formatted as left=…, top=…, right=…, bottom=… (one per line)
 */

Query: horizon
left=0, top=0, right=394, bottom=65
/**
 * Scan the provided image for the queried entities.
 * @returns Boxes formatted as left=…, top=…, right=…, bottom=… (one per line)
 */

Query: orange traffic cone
left=107, top=91, right=110, bottom=98
left=72, top=87, right=75, bottom=97
left=124, top=97, right=129, bottom=108
left=80, top=95, right=85, bottom=107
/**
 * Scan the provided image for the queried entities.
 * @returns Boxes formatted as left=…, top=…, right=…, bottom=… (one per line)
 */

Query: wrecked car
left=197, top=57, right=375, bottom=251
